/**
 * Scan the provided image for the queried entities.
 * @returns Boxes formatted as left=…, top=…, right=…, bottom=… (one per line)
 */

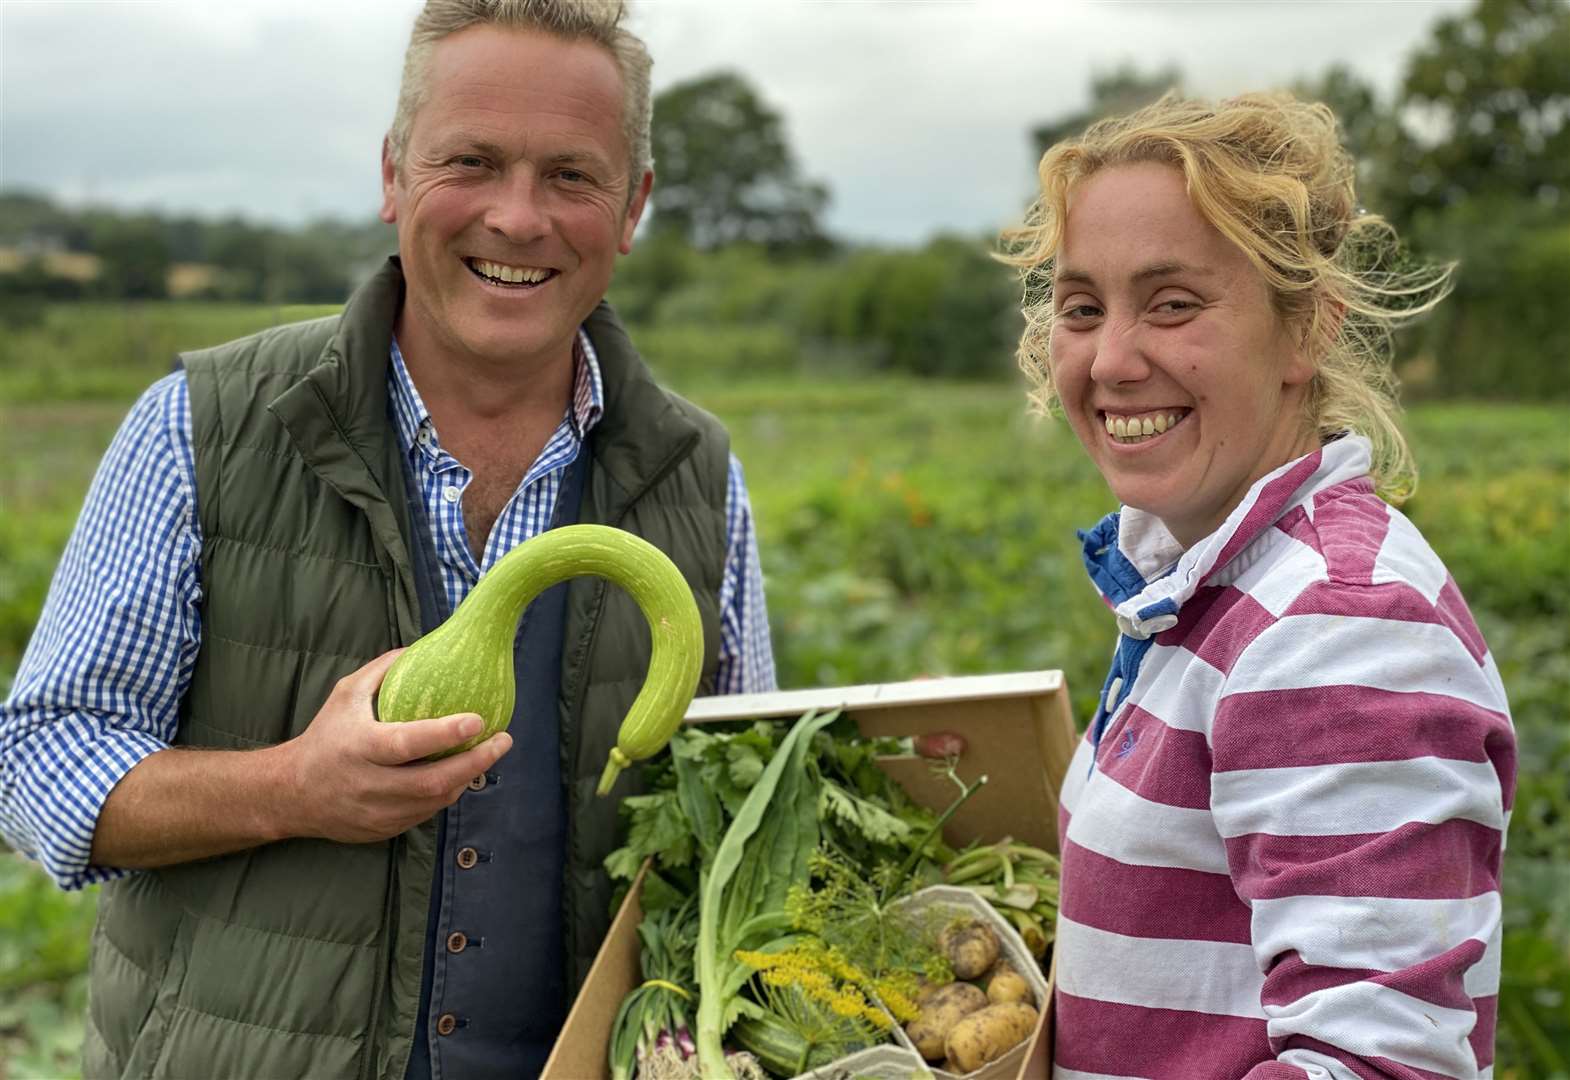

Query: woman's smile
left=1098, top=407, right=1193, bottom=445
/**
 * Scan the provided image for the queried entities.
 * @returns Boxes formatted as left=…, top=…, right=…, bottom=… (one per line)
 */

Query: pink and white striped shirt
left=1054, top=435, right=1515, bottom=1080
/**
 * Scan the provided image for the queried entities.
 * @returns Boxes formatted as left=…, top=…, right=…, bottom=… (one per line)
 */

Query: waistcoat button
left=446, top=931, right=468, bottom=954
left=457, top=847, right=479, bottom=869
left=436, top=1013, right=457, bottom=1037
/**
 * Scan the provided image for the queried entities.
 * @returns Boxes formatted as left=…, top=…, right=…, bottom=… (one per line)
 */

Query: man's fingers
left=367, top=712, right=485, bottom=766
left=343, top=648, right=407, bottom=703
left=398, top=732, right=513, bottom=795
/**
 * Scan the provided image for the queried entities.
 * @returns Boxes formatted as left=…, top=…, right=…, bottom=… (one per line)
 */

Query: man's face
left=380, top=25, right=651, bottom=371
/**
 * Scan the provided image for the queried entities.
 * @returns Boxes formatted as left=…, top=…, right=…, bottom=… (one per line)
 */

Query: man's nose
left=1089, top=318, right=1151, bottom=386
left=483, top=171, right=551, bottom=244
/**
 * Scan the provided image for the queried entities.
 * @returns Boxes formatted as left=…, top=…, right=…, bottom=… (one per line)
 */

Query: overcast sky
left=0, top=0, right=1467, bottom=246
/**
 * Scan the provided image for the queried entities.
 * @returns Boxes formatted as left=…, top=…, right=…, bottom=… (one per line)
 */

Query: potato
left=940, top=919, right=1001, bottom=980
left=944, top=1002, right=1040, bottom=1074
left=985, top=967, right=1030, bottom=1006
left=903, top=981, right=988, bottom=1061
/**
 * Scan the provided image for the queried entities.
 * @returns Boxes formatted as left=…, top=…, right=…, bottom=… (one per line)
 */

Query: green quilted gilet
left=81, top=260, right=729, bottom=1079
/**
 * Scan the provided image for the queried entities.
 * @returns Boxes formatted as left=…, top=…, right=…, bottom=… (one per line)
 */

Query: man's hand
left=275, top=650, right=514, bottom=844
left=90, top=650, right=513, bottom=871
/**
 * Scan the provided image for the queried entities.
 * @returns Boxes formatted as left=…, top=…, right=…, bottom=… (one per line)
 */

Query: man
left=0, top=2, right=774, bottom=1077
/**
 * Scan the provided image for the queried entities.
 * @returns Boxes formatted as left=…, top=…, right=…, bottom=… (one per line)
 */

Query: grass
left=1, top=303, right=1566, bottom=1076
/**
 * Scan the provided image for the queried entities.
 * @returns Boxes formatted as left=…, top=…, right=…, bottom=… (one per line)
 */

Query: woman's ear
left=1287, top=297, right=1345, bottom=387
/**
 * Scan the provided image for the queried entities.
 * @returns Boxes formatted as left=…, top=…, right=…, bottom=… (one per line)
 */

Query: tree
left=649, top=71, right=830, bottom=252
left=1293, top=65, right=1412, bottom=218
left=1394, top=0, right=1570, bottom=222
left=90, top=215, right=170, bottom=300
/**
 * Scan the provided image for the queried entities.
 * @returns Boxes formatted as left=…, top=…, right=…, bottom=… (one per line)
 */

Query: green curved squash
left=376, top=524, right=704, bottom=795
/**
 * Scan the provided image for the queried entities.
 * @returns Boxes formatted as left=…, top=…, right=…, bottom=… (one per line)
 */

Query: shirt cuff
left=6, top=718, right=168, bottom=890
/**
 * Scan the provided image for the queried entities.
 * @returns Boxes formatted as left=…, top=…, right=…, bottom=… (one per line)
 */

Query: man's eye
left=453, top=155, right=487, bottom=169
left=556, top=169, right=588, bottom=183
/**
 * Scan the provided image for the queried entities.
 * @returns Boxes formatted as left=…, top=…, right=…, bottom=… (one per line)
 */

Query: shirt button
left=446, top=931, right=468, bottom=954
left=456, top=847, right=479, bottom=869
left=436, top=1013, right=458, bottom=1037
left=442, top=485, right=461, bottom=503
left=416, top=428, right=432, bottom=446
left=466, top=774, right=487, bottom=793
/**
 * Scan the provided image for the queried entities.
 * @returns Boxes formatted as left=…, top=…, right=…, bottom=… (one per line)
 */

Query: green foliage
left=0, top=192, right=394, bottom=303
left=611, top=236, right=1018, bottom=381
left=695, top=709, right=838, bottom=1076
left=1, top=303, right=1566, bottom=1072
left=796, top=237, right=1019, bottom=378
left=90, top=215, right=171, bottom=300
left=1397, top=0, right=1570, bottom=221
left=0, top=856, right=95, bottom=1078
left=608, top=900, right=697, bottom=1080
left=649, top=72, right=830, bottom=253
left=0, top=301, right=340, bottom=405
left=1403, top=201, right=1570, bottom=400
left=787, top=851, right=946, bottom=984
left=605, top=716, right=939, bottom=902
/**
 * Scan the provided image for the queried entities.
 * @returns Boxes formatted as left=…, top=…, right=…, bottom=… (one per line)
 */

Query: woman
left=1002, top=94, right=1515, bottom=1078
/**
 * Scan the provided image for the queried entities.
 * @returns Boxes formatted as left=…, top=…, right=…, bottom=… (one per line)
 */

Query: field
left=1, top=304, right=1567, bottom=1076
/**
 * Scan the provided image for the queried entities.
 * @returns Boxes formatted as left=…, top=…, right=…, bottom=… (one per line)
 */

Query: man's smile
left=463, top=257, right=558, bottom=288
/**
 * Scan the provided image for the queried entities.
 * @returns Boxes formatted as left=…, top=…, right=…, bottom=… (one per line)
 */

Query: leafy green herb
left=608, top=899, right=698, bottom=1080
left=695, top=709, right=840, bottom=1080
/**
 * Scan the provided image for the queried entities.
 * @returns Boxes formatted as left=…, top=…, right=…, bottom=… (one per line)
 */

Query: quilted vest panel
left=83, top=262, right=729, bottom=1080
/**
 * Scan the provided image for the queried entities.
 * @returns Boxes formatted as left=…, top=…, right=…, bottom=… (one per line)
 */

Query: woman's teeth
left=1104, top=411, right=1186, bottom=444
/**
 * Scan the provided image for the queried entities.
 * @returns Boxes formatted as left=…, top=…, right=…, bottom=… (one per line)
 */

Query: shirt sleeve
left=0, top=372, right=203, bottom=889
left=711, top=452, right=776, bottom=695
left=1210, top=589, right=1515, bottom=1079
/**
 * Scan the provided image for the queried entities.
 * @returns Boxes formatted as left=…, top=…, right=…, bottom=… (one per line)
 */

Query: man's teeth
left=1104, top=411, right=1185, bottom=443
left=471, top=259, right=550, bottom=285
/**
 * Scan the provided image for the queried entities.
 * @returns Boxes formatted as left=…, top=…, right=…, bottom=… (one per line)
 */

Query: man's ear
left=619, top=169, right=654, bottom=255
left=379, top=137, right=399, bottom=225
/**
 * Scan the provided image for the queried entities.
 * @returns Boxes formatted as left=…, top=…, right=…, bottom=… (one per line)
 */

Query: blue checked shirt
left=0, top=329, right=775, bottom=890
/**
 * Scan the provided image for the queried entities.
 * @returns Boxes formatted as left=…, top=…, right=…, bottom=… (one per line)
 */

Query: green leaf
left=695, top=709, right=839, bottom=1078
left=638, top=870, right=689, bottom=917
left=627, top=791, right=694, bottom=871
left=726, top=742, right=765, bottom=788
left=674, top=750, right=724, bottom=861
left=819, top=779, right=912, bottom=847
left=603, top=845, right=644, bottom=882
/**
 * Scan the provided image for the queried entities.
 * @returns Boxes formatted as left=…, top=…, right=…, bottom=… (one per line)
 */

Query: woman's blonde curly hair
left=999, top=91, right=1452, bottom=504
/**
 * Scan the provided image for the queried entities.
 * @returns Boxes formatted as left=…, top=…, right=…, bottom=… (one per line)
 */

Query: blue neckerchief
left=1079, top=511, right=1178, bottom=773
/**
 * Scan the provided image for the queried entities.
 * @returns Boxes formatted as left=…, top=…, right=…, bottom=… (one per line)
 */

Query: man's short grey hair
left=386, top=0, right=653, bottom=181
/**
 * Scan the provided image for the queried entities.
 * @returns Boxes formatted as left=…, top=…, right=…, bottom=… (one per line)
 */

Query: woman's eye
left=1154, top=298, right=1198, bottom=314
left=1061, top=304, right=1102, bottom=320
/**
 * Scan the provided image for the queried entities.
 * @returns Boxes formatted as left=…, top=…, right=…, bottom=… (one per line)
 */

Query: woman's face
left=1049, top=162, right=1320, bottom=548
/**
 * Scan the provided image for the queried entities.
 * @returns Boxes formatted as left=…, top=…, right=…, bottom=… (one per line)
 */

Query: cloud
left=0, top=0, right=1465, bottom=244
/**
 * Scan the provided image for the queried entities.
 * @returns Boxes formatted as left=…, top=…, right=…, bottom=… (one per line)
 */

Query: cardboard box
left=542, top=670, right=1079, bottom=1080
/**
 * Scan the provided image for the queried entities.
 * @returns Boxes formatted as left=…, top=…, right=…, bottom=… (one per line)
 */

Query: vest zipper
left=560, top=571, right=609, bottom=992
left=361, top=835, right=400, bottom=1080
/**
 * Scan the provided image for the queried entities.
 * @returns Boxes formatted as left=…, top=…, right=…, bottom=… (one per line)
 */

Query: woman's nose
left=1089, top=319, right=1150, bottom=386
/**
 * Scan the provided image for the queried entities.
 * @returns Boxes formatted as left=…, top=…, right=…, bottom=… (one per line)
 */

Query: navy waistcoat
left=403, top=445, right=588, bottom=1080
